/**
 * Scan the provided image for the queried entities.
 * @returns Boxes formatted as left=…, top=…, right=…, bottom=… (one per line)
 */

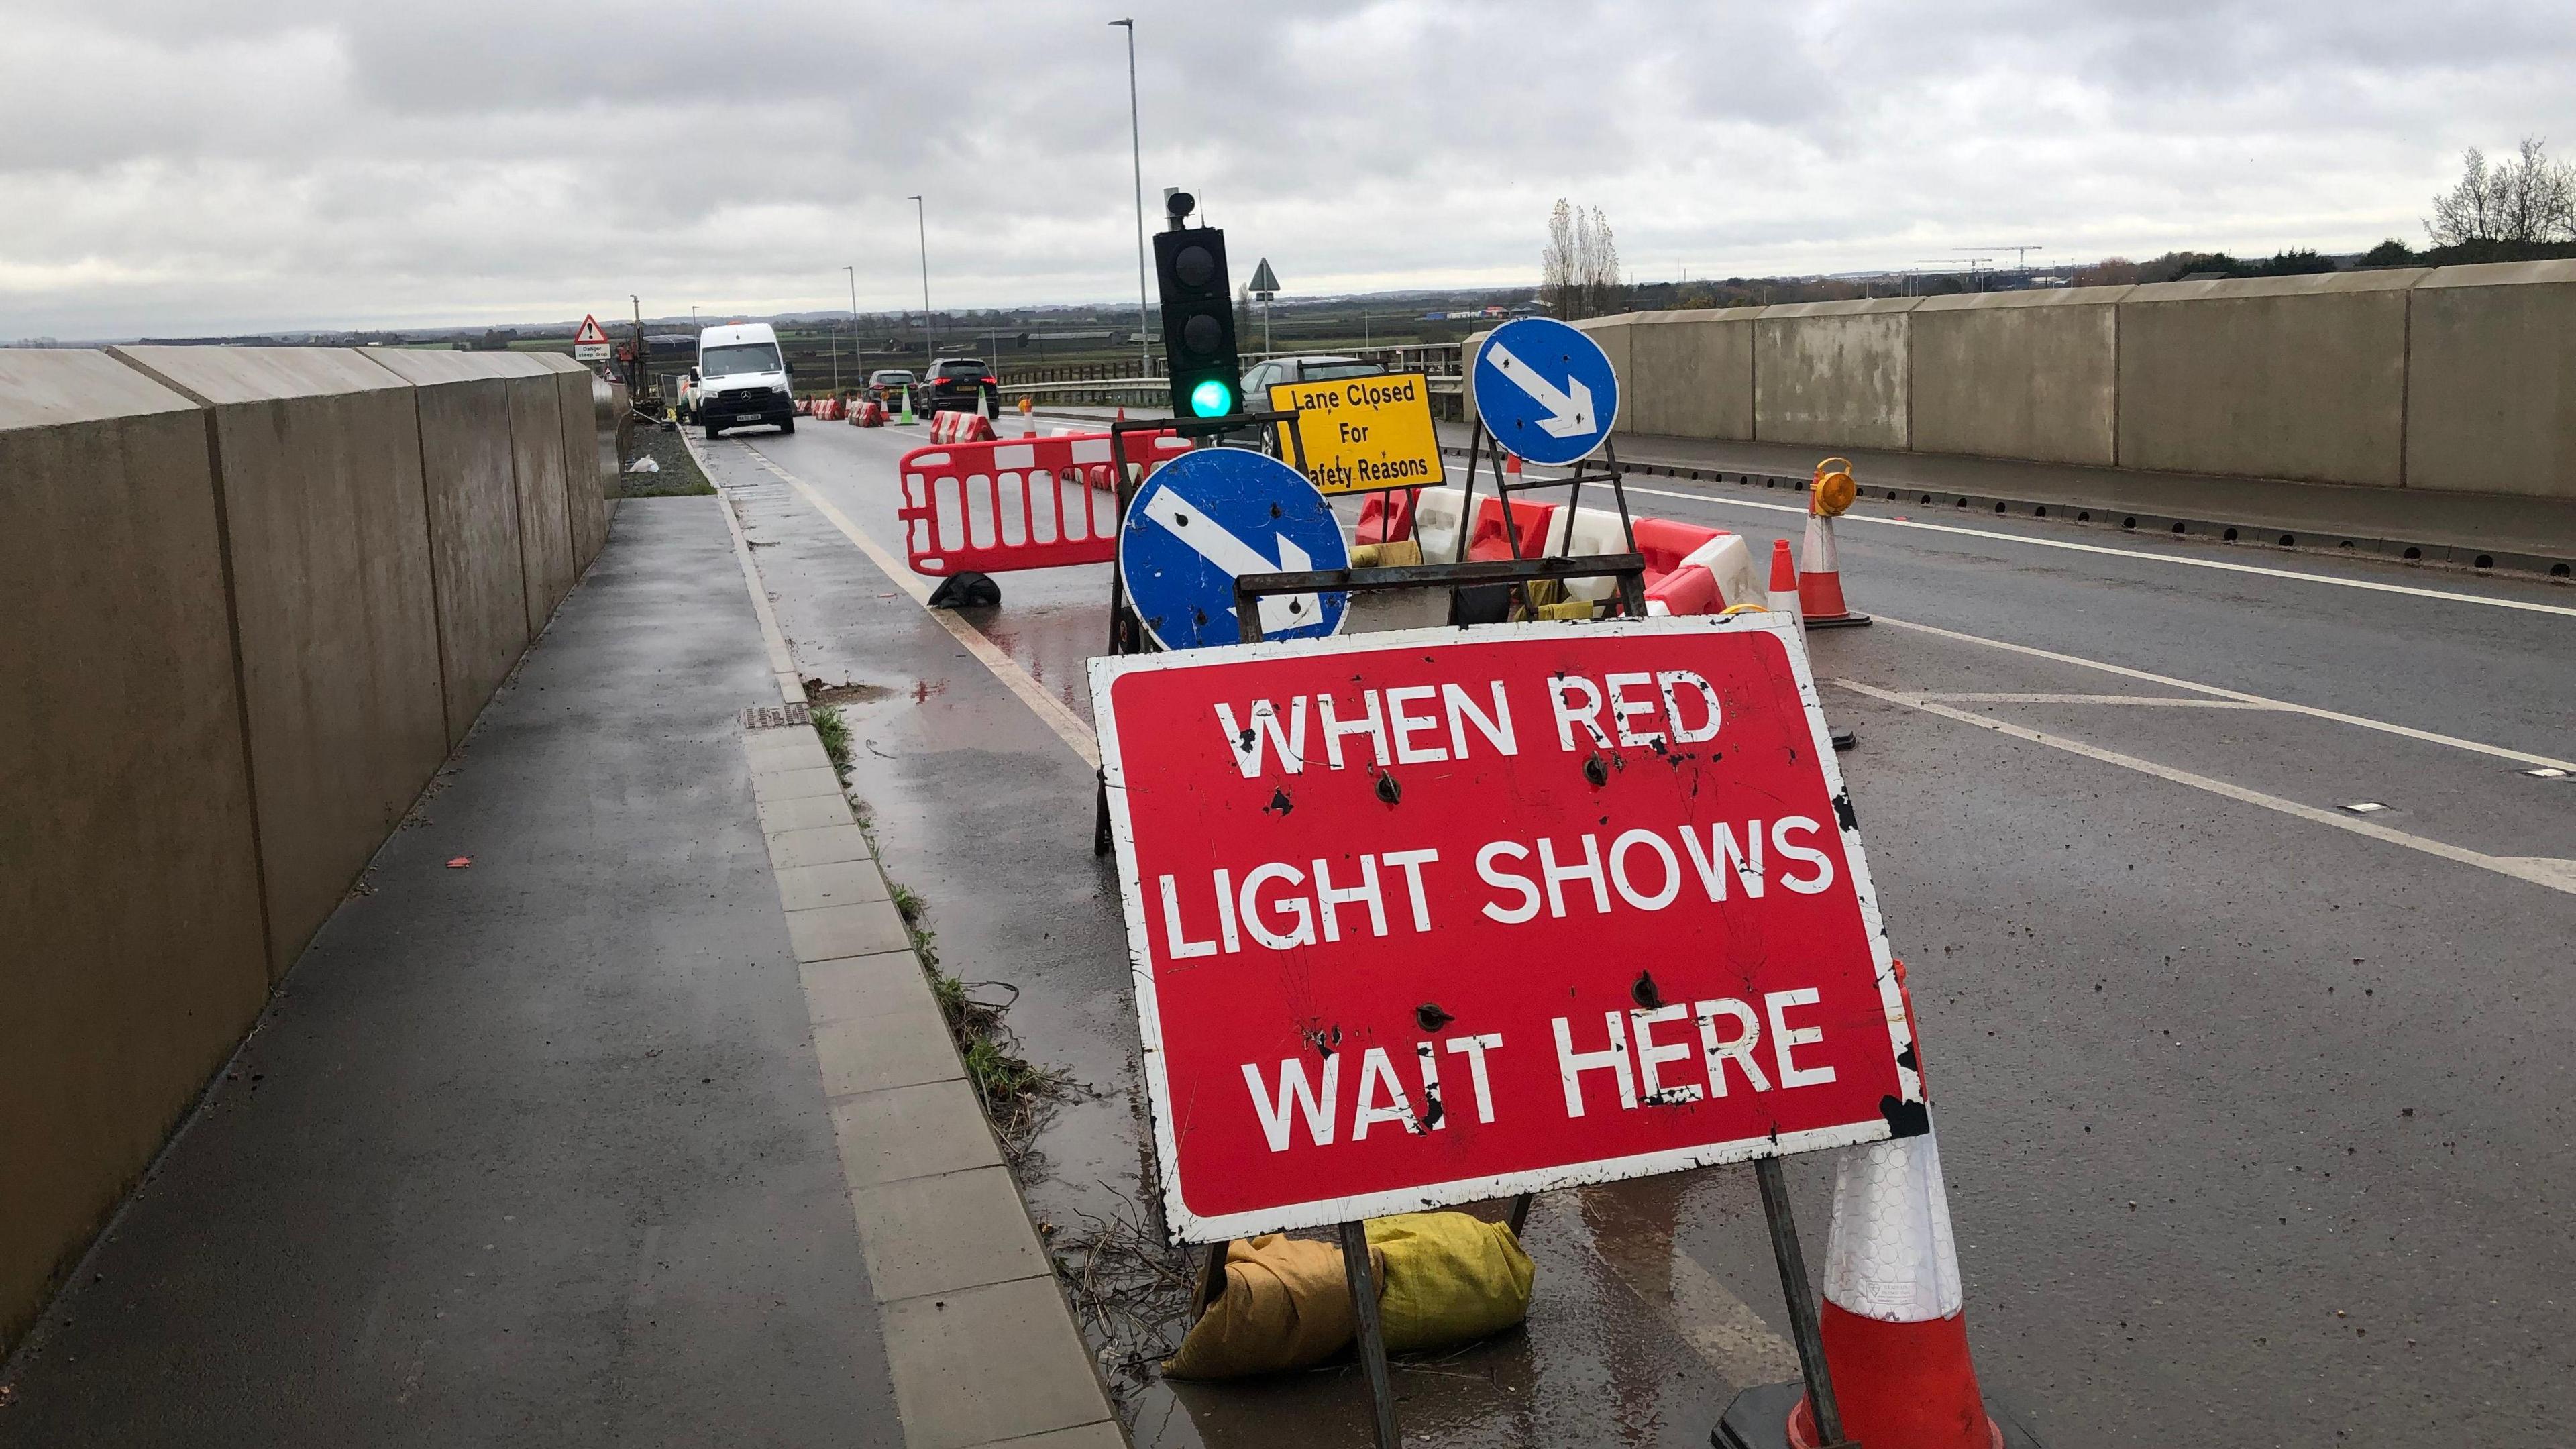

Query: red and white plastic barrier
left=926, top=408, right=997, bottom=443
left=898, top=431, right=1188, bottom=577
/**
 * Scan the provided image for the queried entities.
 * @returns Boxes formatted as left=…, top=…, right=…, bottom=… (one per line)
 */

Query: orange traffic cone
left=1767, top=537, right=1803, bottom=629
left=1503, top=451, right=1524, bottom=486
left=1783, top=1121, right=2002, bottom=1449
left=1799, top=462, right=1872, bottom=627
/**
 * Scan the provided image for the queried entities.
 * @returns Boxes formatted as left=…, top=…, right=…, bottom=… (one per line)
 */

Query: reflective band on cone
left=1788, top=1124, right=2002, bottom=1449
left=1768, top=538, right=1803, bottom=628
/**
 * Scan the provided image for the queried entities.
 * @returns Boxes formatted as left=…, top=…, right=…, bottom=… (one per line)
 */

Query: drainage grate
left=741, top=702, right=813, bottom=730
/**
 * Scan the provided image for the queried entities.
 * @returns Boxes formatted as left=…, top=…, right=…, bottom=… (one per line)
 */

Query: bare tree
left=1542, top=200, right=1625, bottom=320
left=2428, top=138, right=2576, bottom=246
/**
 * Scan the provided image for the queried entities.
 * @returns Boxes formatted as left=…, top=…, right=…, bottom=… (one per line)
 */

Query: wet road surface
left=706, top=413, right=2575, bottom=1448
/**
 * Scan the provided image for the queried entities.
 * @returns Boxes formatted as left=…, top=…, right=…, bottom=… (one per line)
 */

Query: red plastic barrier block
left=1465, top=496, right=1559, bottom=561
left=1356, top=490, right=1417, bottom=544
left=1644, top=563, right=1720, bottom=615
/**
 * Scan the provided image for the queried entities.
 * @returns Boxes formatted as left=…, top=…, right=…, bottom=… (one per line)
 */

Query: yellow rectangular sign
left=1267, top=372, right=1446, bottom=495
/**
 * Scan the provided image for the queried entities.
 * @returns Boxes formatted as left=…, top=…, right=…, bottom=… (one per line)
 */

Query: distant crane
left=1962, top=245, right=2047, bottom=273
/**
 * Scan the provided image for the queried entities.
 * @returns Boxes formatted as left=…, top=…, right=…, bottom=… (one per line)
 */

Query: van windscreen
left=702, top=343, right=783, bottom=378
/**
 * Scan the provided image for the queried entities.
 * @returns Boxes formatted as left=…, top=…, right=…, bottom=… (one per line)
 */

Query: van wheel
left=778, top=416, right=796, bottom=435
left=705, top=421, right=723, bottom=440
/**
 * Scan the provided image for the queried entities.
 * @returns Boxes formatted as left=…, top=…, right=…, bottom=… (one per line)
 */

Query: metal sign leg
left=1754, top=1157, right=1847, bottom=1446
left=1338, top=1220, right=1401, bottom=1448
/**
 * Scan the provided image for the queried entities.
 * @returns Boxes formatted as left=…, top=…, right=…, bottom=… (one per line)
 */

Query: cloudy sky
left=4, top=0, right=2572, bottom=338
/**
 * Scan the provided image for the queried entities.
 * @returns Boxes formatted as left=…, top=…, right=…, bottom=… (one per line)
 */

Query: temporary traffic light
left=1152, top=191, right=1242, bottom=419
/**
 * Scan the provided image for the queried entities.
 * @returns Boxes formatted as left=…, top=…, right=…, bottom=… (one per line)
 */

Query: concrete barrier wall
left=112, top=347, right=452, bottom=974
left=369, top=351, right=532, bottom=746
left=2403, top=261, right=2576, bottom=498
left=0, top=352, right=276, bottom=1355
left=1625, top=307, right=1758, bottom=440
left=504, top=358, right=578, bottom=629
left=1754, top=299, right=1920, bottom=450
left=532, top=354, right=608, bottom=571
left=1582, top=262, right=2573, bottom=499
left=2116, top=270, right=2424, bottom=487
left=1910, top=287, right=2128, bottom=466
left=3, top=343, right=616, bottom=1356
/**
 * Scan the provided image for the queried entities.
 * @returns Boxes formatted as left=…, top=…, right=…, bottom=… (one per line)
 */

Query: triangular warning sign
left=1248, top=258, right=1280, bottom=295
left=573, top=315, right=609, bottom=345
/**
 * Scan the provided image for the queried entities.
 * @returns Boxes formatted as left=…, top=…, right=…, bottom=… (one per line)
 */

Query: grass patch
left=810, top=704, right=853, bottom=782
left=892, top=881, right=1068, bottom=1157
left=614, top=422, right=716, bottom=496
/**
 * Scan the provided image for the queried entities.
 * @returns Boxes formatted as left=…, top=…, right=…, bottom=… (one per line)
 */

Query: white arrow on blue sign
left=1470, top=315, right=1622, bottom=466
left=1118, top=447, right=1350, bottom=649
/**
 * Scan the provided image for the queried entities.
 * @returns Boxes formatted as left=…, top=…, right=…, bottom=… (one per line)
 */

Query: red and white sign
left=1092, top=613, right=1922, bottom=1242
left=572, top=314, right=611, bottom=362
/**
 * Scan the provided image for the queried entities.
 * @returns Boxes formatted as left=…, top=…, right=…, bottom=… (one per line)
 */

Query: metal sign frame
left=1093, top=613, right=1896, bottom=1449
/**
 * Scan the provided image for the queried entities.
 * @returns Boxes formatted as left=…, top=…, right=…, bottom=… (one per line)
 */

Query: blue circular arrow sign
left=1119, top=447, right=1350, bottom=649
left=1470, top=315, right=1622, bottom=466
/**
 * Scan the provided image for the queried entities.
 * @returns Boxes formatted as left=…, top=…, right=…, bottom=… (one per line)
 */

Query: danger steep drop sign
left=1091, top=613, right=1923, bottom=1242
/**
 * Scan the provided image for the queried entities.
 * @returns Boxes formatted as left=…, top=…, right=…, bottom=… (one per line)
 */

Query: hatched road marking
left=1835, top=678, right=2576, bottom=898
left=1870, top=614, right=2576, bottom=772
left=1910, top=692, right=2284, bottom=708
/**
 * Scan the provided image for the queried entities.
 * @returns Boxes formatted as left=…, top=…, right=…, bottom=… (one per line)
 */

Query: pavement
left=699, top=408, right=2573, bottom=1448
left=0, top=495, right=1114, bottom=1449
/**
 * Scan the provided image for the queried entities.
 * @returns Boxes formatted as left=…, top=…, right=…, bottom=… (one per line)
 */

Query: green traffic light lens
left=1189, top=378, right=1234, bottom=417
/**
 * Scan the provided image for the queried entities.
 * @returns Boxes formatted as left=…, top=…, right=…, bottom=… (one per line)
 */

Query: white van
left=694, top=322, right=796, bottom=438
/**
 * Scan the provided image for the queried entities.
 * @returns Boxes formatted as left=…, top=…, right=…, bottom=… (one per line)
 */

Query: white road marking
left=1595, top=478, right=2576, bottom=619
left=1911, top=692, right=2283, bottom=709
left=736, top=444, right=1104, bottom=769
left=1872, top=614, right=2576, bottom=771
left=1835, top=678, right=2576, bottom=898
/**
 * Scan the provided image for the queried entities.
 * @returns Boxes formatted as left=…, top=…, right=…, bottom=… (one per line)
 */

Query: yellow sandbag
left=1161, top=1233, right=1386, bottom=1379
left=1364, top=1212, right=1536, bottom=1352
left=1349, top=539, right=1423, bottom=569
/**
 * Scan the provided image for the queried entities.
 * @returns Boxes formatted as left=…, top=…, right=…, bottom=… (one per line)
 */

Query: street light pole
left=909, top=195, right=932, bottom=366
left=1112, top=19, right=1149, bottom=378
left=844, top=264, right=857, bottom=393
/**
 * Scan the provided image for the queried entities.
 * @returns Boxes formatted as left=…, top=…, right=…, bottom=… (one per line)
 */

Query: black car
left=864, top=368, right=917, bottom=411
left=919, top=357, right=999, bottom=416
